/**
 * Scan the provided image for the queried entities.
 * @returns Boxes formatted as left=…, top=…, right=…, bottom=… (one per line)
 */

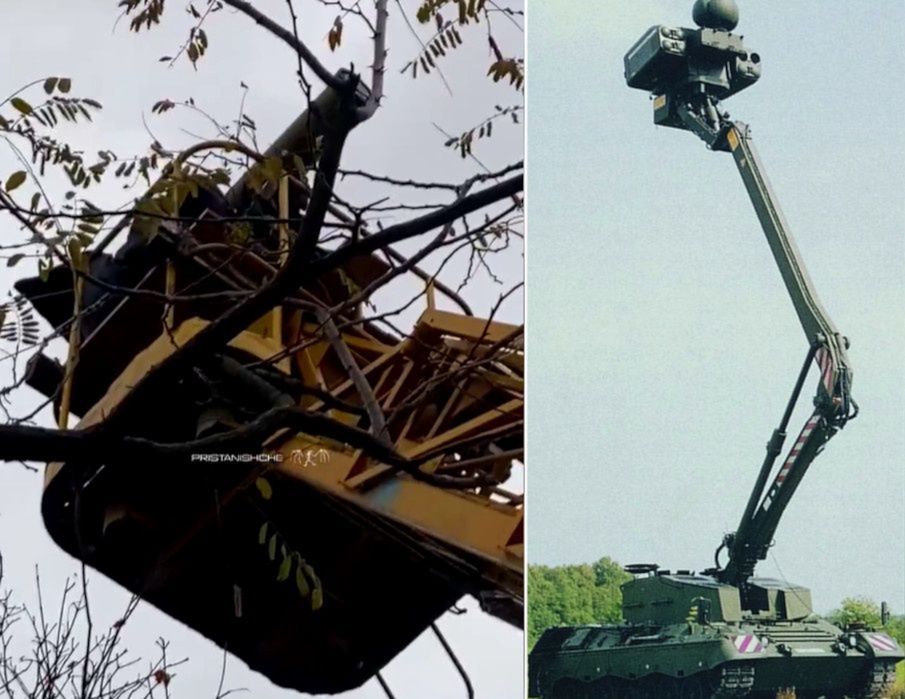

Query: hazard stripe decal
left=774, top=414, right=820, bottom=485
left=733, top=635, right=764, bottom=654
left=761, top=413, right=823, bottom=512
left=760, top=346, right=839, bottom=513
left=865, top=633, right=900, bottom=652
left=815, top=346, right=835, bottom=395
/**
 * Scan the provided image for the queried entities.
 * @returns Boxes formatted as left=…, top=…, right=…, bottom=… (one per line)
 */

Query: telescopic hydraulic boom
left=697, top=117, right=856, bottom=593
left=624, top=5, right=857, bottom=602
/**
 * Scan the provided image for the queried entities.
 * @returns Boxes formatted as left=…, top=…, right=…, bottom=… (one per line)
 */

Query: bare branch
left=317, top=173, right=523, bottom=272
left=370, top=0, right=390, bottom=106
left=0, top=405, right=494, bottom=488
left=314, top=307, right=390, bottom=445
left=220, top=0, right=342, bottom=91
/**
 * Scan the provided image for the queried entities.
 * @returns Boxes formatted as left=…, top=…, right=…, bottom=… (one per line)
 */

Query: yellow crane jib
left=16, top=86, right=523, bottom=694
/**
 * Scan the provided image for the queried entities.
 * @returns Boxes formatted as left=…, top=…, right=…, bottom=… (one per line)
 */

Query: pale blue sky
left=527, top=0, right=905, bottom=612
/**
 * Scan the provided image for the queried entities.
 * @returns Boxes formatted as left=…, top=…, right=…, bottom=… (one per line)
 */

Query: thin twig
left=221, top=0, right=342, bottom=90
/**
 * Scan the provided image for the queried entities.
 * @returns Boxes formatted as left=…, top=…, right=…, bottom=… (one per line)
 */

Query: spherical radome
left=692, top=0, right=740, bottom=31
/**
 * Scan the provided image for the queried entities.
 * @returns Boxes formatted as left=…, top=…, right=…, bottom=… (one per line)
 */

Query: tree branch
left=364, top=0, right=390, bottom=117
left=316, top=173, right=523, bottom=272
left=0, top=408, right=489, bottom=489
left=314, top=308, right=391, bottom=446
left=95, top=126, right=349, bottom=435
left=220, top=0, right=342, bottom=91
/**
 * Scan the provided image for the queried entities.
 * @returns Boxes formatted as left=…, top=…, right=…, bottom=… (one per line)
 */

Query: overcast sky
left=0, top=1, right=523, bottom=697
left=527, top=0, right=905, bottom=613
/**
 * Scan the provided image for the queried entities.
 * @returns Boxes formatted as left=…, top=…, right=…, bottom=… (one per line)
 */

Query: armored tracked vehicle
left=530, top=2, right=904, bottom=696
left=531, top=568, right=901, bottom=698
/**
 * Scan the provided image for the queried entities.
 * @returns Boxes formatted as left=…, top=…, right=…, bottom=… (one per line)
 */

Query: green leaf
left=255, top=477, right=273, bottom=500
left=337, top=269, right=360, bottom=295
left=210, top=168, right=230, bottom=186
left=6, top=254, right=24, bottom=268
left=43, top=77, right=59, bottom=94
left=38, top=259, right=50, bottom=282
left=294, top=564, right=310, bottom=597
left=5, top=171, right=27, bottom=192
left=302, top=563, right=320, bottom=593
left=10, top=98, right=33, bottom=116
left=58, top=78, right=72, bottom=94
left=257, top=521, right=268, bottom=545
left=311, top=586, right=323, bottom=611
left=267, top=533, right=277, bottom=561
left=277, top=555, right=292, bottom=582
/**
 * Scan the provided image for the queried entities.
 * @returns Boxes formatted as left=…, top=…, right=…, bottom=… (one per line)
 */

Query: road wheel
left=622, top=683, right=642, bottom=699
left=635, top=677, right=661, bottom=699
left=622, top=680, right=655, bottom=699
left=656, top=676, right=681, bottom=699
left=679, top=676, right=706, bottom=699
left=551, top=680, right=567, bottom=699
left=552, top=680, right=582, bottom=699
left=591, top=678, right=616, bottom=699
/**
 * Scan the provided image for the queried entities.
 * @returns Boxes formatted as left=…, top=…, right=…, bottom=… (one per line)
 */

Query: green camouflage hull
left=529, top=618, right=903, bottom=698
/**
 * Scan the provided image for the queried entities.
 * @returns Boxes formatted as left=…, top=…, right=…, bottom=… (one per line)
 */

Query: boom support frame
left=669, top=92, right=857, bottom=598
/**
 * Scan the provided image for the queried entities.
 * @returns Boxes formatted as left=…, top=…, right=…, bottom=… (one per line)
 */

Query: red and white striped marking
left=733, top=635, right=764, bottom=654
left=774, top=414, right=821, bottom=485
left=865, top=633, right=900, bottom=652
left=815, top=347, right=835, bottom=395
left=760, top=348, right=837, bottom=515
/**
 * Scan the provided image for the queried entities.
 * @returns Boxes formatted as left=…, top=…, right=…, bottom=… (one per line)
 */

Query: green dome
left=692, top=0, right=740, bottom=30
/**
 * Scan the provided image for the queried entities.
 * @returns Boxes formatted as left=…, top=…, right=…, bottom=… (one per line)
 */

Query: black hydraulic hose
left=730, top=343, right=819, bottom=568
left=780, top=343, right=819, bottom=431
left=714, top=541, right=726, bottom=572
left=839, top=368, right=858, bottom=424
left=375, top=673, right=397, bottom=699
left=432, top=623, right=474, bottom=699
left=744, top=344, right=816, bottom=517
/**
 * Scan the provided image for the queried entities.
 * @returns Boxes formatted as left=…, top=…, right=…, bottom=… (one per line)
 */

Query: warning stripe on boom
left=815, top=346, right=835, bottom=395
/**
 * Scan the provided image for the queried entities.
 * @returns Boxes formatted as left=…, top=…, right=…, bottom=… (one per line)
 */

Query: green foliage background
left=527, top=557, right=630, bottom=649
left=827, top=598, right=905, bottom=693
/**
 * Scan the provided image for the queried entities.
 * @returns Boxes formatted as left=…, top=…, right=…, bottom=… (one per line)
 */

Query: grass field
left=893, top=661, right=905, bottom=696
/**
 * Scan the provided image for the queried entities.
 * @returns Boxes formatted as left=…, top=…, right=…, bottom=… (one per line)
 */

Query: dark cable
left=432, top=622, right=474, bottom=699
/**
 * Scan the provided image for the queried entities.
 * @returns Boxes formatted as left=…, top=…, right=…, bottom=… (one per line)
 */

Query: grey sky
left=0, top=1, right=523, bottom=697
left=527, top=0, right=905, bottom=613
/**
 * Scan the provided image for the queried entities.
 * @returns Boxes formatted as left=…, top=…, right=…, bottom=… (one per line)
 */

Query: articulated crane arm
left=624, top=10, right=857, bottom=603
left=673, top=95, right=858, bottom=594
